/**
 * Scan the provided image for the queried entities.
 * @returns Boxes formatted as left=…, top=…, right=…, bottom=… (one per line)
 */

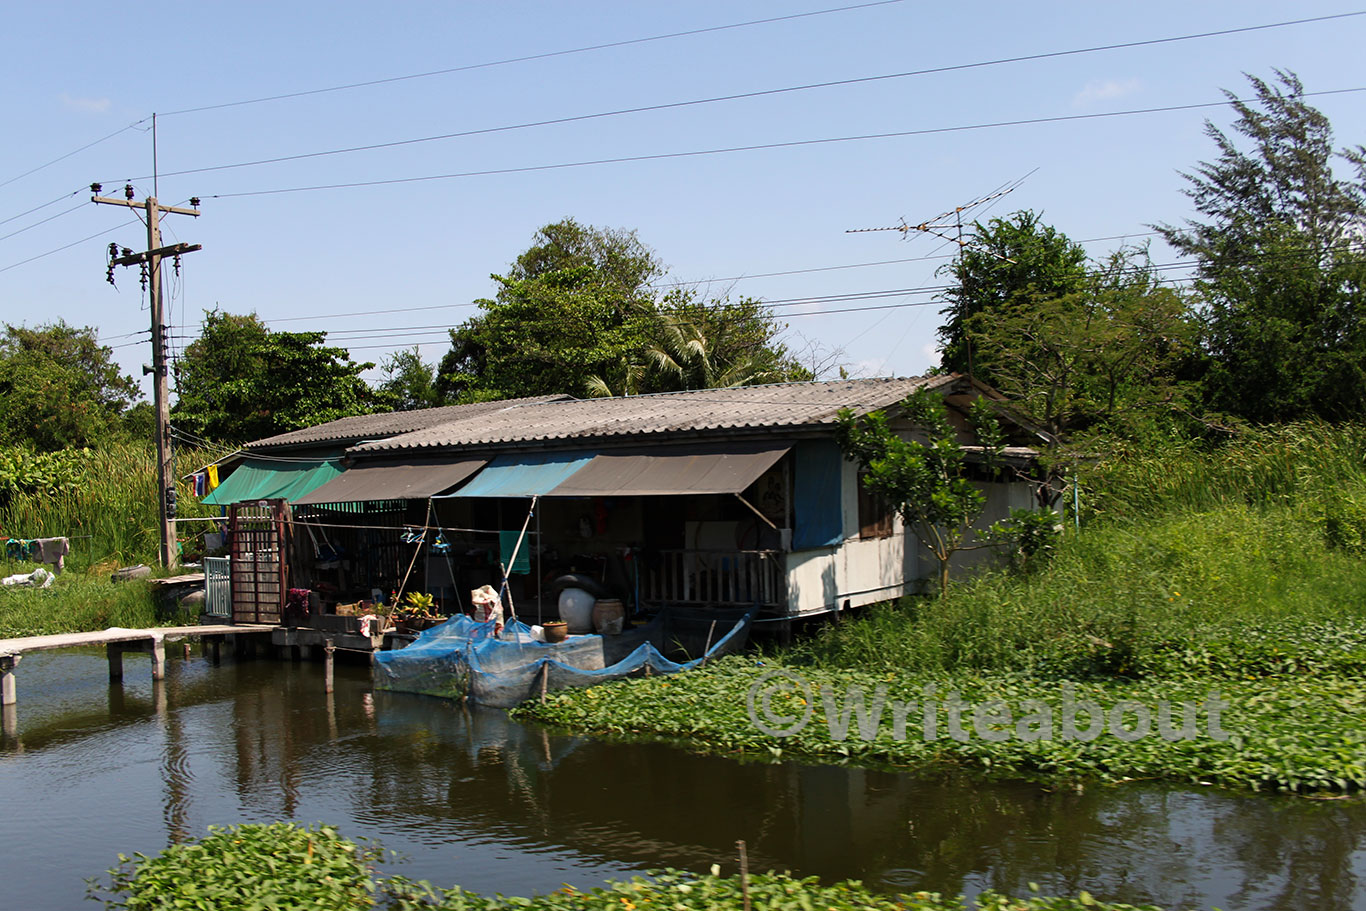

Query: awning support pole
left=498, top=495, right=538, bottom=622
left=734, top=493, right=779, bottom=532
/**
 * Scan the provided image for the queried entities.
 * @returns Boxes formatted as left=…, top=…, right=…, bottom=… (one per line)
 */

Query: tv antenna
left=846, top=186, right=1018, bottom=263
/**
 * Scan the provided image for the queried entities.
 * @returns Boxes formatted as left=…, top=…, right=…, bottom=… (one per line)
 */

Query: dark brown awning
left=548, top=442, right=790, bottom=497
left=293, top=458, right=486, bottom=505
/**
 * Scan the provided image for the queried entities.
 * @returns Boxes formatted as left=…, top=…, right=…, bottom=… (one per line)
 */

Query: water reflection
left=1, top=648, right=1364, bottom=911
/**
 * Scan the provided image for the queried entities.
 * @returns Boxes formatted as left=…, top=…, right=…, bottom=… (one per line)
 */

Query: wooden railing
left=644, top=549, right=785, bottom=608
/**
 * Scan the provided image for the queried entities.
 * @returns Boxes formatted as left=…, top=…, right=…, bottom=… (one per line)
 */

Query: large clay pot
left=558, top=587, right=596, bottom=634
left=592, top=598, right=625, bottom=635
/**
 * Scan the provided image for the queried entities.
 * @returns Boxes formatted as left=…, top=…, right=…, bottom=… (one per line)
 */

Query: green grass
left=789, top=496, right=1366, bottom=680
left=0, top=574, right=192, bottom=638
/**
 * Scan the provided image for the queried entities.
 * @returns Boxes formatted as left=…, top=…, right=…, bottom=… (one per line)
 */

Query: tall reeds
left=0, top=441, right=218, bottom=572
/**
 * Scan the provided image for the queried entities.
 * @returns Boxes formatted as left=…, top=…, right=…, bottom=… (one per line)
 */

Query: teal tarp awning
left=437, top=451, right=594, bottom=498
left=201, top=457, right=344, bottom=506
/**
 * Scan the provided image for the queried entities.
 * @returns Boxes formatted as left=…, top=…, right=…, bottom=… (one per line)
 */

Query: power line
left=130, top=11, right=1366, bottom=185
left=157, top=0, right=908, bottom=117
left=0, top=200, right=90, bottom=244
left=0, top=188, right=86, bottom=228
left=204, top=87, right=1366, bottom=200
left=0, top=218, right=141, bottom=274
left=0, top=120, right=148, bottom=190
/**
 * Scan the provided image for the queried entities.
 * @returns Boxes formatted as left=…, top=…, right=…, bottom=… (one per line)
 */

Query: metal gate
left=204, top=556, right=231, bottom=618
left=229, top=500, right=288, bottom=625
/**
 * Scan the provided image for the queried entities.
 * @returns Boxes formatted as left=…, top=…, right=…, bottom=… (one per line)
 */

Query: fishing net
left=374, top=606, right=754, bottom=708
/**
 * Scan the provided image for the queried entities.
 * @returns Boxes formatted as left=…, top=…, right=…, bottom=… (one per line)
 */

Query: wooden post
left=209, top=637, right=221, bottom=666
left=324, top=639, right=335, bottom=694
left=539, top=661, right=548, bottom=704
left=151, top=636, right=165, bottom=681
left=183, top=642, right=192, bottom=660
left=0, top=655, right=19, bottom=706
left=737, top=840, right=750, bottom=911
left=700, top=620, right=718, bottom=666
left=107, top=643, right=124, bottom=682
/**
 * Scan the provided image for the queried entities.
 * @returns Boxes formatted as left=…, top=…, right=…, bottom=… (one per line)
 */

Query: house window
left=857, top=472, right=894, bottom=539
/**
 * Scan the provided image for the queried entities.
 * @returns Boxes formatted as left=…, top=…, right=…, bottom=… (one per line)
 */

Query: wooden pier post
left=107, top=644, right=124, bottom=682
left=1, top=654, right=20, bottom=706
left=150, top=636, right=165, bottom=681
left=324, top=639, right=335, bottom=694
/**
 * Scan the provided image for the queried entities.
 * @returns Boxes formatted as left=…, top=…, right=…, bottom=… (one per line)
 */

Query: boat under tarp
left=374, top=606, right=754, bottom=708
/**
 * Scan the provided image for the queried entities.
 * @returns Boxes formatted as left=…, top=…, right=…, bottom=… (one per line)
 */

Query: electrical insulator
left=164, top=487, right=178, bottom=518
left=91, top=182, right=102, bottom=195
left=106, top=265, right=116, bottom=287
left=173, top=253, right=181, bottom=277
left=124, top=184, right=135, bottom=200
left=139, top=263, right=148, bottom=291
left=189, top=197, right=200, bottom=208
left=122, top=247, right=132, bottom=258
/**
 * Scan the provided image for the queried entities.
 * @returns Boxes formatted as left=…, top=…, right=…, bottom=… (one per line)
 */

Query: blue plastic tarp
left=374, top=608, right=755, bottom=708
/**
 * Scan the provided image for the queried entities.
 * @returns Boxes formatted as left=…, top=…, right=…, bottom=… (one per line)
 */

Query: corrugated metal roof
left=350, top=376, right=954, bottom=455
left=245, top=394, right=573, bottom=451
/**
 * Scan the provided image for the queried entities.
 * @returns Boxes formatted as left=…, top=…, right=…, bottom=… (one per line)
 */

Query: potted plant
left=396, top=591, right=442, bottom=633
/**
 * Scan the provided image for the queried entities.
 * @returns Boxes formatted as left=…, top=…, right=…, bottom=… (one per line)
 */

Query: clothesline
left=293, top=519, right=542, bottom=537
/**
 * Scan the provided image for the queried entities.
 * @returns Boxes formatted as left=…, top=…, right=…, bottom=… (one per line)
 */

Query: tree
left=937, top=211, right=1089, bottom=384
left=586, top=292, right=812, bottom=397
left=438, top=219, right=805, bottom=401
left=837, top=389, right=1005, bottom=597
left=375, top=347, right=444, bottom=411
left=437, top=264, right=657, bottom=401
left=1158, top=70, right=1366, bottom=422
left=964, top=245, right=1197, bottom=436
left=0, top=321, right=141, bottom=450
left=173, top=310, right=380, bottom=442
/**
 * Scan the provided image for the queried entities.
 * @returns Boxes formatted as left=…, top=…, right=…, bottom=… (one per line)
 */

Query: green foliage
left=0, top=440, right=217, bottom=572
left=520, top=656, right=1366, bottom=793
left=387, top=869, right=1167, bottom=911
left=837, top=389, right=1004, bottom=596
left=438, top=220, right=806, bottom=401
left=937, top=210, right=1089, bottom=384
left=1159, top=70, right=1366, bottom=422
left=441, top=264, right=658, bottom=401
left=376, top=347, right=445, bottom=411
left=173, top=310, right=380, bottom=443
left=988, top=507, right=1064, bottom=573
left=965, top=244, right=1197, bottom=436
left=92, top=823, right=380, bottom=910
left=0, top=321, right=141, bottom=450
left=0, top=445, right=86, bottom=503
left=1077, top=421, right=1366, bottom=520
left=1323, top=495, right=1366, bottom=555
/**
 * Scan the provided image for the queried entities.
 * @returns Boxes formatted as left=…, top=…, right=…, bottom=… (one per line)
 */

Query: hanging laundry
left=33, top=537, right=70, bottom=573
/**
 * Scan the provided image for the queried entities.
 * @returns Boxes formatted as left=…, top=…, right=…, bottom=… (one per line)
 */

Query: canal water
left=2, top=647, right=1365, bottom=910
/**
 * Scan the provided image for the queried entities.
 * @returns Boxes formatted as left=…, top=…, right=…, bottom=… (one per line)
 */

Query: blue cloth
left=793, top=439, right=844, bottom=549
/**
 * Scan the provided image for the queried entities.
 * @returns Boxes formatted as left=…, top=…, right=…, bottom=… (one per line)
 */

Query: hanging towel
left=33, top=537, right=70, bottom=573
left=207, top=464, right=219, bottom=490
left=499, top=530, right=530, bottom=575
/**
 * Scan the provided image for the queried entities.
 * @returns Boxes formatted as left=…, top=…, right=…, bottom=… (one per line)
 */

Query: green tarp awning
left=201, top=457, right=344, bottom=506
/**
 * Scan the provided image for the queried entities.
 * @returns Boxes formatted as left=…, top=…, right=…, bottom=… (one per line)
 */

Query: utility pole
left=92, top=182, right=201, bottom=569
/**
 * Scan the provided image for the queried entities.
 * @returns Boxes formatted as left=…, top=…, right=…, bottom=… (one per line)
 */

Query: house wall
left=783, top=441, right=1039, bottom=616
left=784, top=454, right=920, bottom=616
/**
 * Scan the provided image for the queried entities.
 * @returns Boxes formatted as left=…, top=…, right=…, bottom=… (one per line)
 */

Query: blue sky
left=4, top=1, right=1364, bottom=399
